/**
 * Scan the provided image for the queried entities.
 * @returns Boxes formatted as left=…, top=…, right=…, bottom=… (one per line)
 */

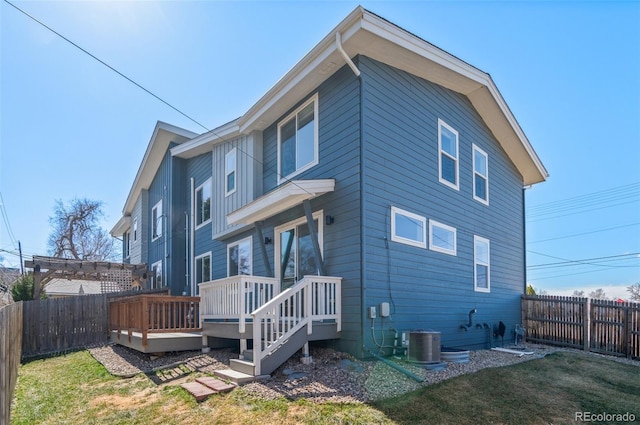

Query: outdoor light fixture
left=264, top=237, right=272, bottom=245
left=325, top=215, right=335, bottom=225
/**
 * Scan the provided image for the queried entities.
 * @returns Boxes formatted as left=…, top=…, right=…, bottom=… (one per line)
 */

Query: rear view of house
left=111, top=6, right=547, bottom=375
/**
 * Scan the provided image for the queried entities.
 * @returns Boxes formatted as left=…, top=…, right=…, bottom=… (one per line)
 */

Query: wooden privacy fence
left=522, top=295, right=640, bottom=359
left=1, top=302, right=23, bottom=425
left=22, top=294, right=109, bottom=359
left=109, top=294, right=201, bottom=348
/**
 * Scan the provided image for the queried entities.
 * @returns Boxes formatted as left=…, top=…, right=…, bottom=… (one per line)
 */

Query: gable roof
left=111, top=121, right=197, bottom=236
left=174, top=6, right=547, bottom=185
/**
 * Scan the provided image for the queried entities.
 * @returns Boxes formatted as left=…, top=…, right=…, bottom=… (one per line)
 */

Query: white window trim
left=227, top=236, right=253, bottom=276
left=225, top=149, right=237, bottom=197
left=274, top=210, right=324, bottom=281
left=151, top=260, right=163, bottom=289
left=429, top=219, right=457, bottom=256
left=195, top=251, right=212, bottom=284
left=151, top=200, right=163, bottom=241
left=195, top=178, right=212, bottom=229
left=390, top=206, right=427, bottom=249
left=472, top=144, right=489, bottom=205
left=438, top=118, right=460, bottom=191
left=277, top=94, right=319, bottom=184
left=133, top=218, right=138, bottom=242
left=124, top=230, right=131, bottom=259
left=474, top=235, right=491, bottom=293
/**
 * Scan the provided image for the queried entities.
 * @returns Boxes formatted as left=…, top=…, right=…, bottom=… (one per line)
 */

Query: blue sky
left=1, top=1, right=639, bottom=298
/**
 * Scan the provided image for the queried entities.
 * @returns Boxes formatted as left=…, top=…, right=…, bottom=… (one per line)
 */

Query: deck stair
left=201, top=275, right=342, bottom=382
left=180, top=377, right=236, bottom=402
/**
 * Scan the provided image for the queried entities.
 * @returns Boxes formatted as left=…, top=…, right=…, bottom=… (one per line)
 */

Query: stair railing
left=251, top=275, right=341, bottom=375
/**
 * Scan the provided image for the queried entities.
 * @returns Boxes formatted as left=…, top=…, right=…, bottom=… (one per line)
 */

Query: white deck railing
left=251, top=275, right=341, bottom=375
left=199, top=275, right=279, bottom=333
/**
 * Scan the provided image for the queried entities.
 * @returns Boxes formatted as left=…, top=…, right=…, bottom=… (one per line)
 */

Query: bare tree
left=47, top=198, right=117, bottom=261
left=572, top=290, right=585, bottom=297
left=588, top=288, right=607, bottom=300
left=628, top=282, right=640, bottom=301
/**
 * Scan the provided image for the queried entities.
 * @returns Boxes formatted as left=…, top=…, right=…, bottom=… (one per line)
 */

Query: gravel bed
left=89, top=343, right=636, bottom=403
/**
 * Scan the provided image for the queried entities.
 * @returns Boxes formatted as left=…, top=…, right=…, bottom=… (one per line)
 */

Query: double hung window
left=438, top=119, right=459, bottom=190
left=278, top=95, right=318, bottom=182
left=196, top=179, right=212, bottom=227
left=474, top=236, right=490, bottom=292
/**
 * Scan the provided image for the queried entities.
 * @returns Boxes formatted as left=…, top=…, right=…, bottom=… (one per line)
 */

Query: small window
left=429, top=220, right=457, bottom=256
left=438, top=119, right=459, bottom=190
left=133, top=218, right=138, bottom=242
left=474, top=236, right=490, bottom=292
left=473, top=144, right=489, bottom=204
left=152, top=200, right=163, bottom=240
left=124, top=230, right=131, bottom=258
left=228, top=237, right=252, bottom=276
left=225, top=149, right=236, bottom=196
left=391, top=206, right=426, bottom=248
left=151, top=260, right=163, bottom=289
left=196, top=179, right=212, bottom=227
left=278, top=95, right=318, bottom=182
left=195, top=253, right=211, bottom=284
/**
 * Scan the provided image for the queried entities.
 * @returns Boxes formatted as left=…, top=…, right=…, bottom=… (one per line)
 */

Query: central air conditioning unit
left=407, top=330, right=441, bottom=363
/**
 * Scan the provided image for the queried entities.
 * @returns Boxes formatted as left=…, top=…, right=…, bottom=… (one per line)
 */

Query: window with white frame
left=278, top=95, right=318, bottom=182
left=195, top=253, right=211, bottom=284
left=228, top=237, right=252, bottom=276
left=133, top=218, right=138, bottom=242
left=438, top=119, right=459, bottom=190
left=225, top=149, right=236, bottom=196
left=124, top=230, right=131, bottom=258
left=391, top=206, right=426, bottom=249
left=196, top=179, right=212, bottom=227
left=151, top=260, right=163, bottom=289
left=429, top=220, right=457, bottom=255
left=151, top=200, right=162, bottom=240
left=474, top=236, right=490, bottom=292
left=473, top=144, right=489, bottom=204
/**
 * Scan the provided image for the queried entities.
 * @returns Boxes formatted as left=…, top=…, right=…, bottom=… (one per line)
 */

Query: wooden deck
left=110, top=330, right=202, bottom=353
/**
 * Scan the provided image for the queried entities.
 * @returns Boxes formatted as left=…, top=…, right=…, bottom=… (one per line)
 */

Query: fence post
left=583, top=298, right=590, bottom=352
left=625, top=307, right=631, bottom=359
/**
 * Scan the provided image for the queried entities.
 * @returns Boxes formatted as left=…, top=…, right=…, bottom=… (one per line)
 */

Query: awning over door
left=226, top=179, right=335, bottom=226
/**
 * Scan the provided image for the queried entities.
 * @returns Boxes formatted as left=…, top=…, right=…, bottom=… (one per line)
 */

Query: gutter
left=336, top=32, right=360, bottom=77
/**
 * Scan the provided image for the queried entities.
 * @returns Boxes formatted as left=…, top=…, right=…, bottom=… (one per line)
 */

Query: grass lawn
left=11, top=350, right=640, bottom=425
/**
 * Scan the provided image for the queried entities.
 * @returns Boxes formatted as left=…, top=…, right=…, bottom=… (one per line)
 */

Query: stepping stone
left=196, top=376, right=236, bottom=393
left=180, top=382, right=216, bottom=402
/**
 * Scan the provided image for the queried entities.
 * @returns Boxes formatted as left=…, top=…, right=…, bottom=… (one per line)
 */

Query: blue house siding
left=359, top=56, right=525, bottom=351
left=258, top=64, right=363, bottom=355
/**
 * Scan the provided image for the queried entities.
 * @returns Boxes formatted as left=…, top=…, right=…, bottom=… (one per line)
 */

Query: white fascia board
left=120, top=121, right=197, bottom=216
left=226, top=179, right=335, bottom=226
left=110, top=215, right=131, bottom=237
left=171, top=120, right=240, bottom=159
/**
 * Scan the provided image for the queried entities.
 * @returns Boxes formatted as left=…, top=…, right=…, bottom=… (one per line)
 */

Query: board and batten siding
left=359, top=56, right=525, bottom=350
left=212, top=132, right=263, bottom=239
left=129, top=191, right=148, bottom=265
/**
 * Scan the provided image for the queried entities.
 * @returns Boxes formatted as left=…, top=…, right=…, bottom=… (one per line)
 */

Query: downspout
left=190, top=178, right=196, bottom=296
left=184, top=211, right=189, bottom=295
left=336, top=32, right=360, bottom=78
left=522, top=187, right=527, bottom=294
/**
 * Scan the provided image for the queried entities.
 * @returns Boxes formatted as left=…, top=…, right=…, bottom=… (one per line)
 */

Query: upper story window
left=151, top=260, right=163, bottom=289
left=429, top=219, right=457, bottom=256
left=225, top=149, right=236, bottom=196
left=438, top=119, right=459, bottom=190
left=473, top=144, right=489, bottom=205
left=228, top=237, right=252, bottom=276
left=151, top=200, right=162, bottom=240
left=390, top=206, right=426, bottom=249
left=278, top=94, right=318, bottom=182
left=196, top=178, right=212, bottom=228
left=133, top=218, right=138, bottom=242
left=474, top=236, right=490, bottom=292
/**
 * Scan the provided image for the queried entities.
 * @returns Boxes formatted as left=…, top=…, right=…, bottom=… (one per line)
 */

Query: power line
left=0, top=192, right=18, bottom=249
left=527, top=251, right=640, bottom=270
left=528, top=222, right=640, bottom=244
